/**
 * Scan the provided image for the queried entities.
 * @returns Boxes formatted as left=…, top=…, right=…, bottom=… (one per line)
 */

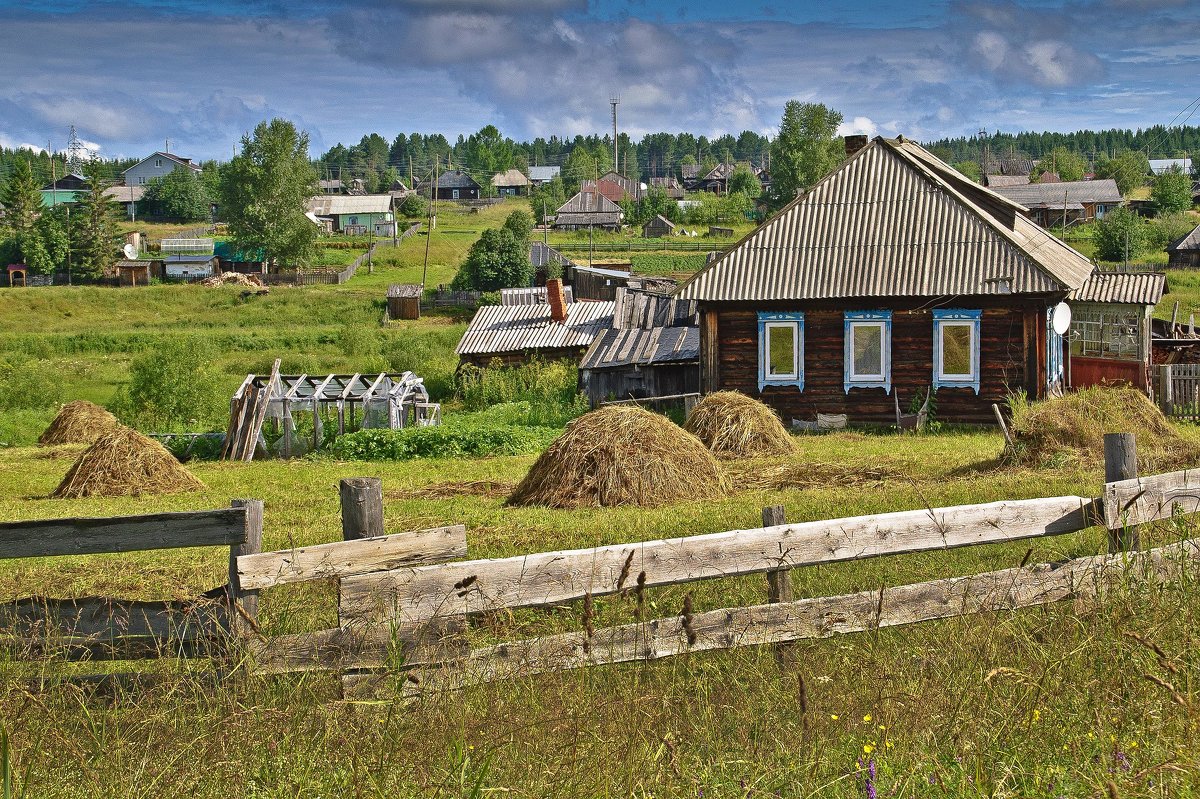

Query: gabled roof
left=122, top=152, right=201, bottom=176
left=677, top=136, right=1095, bottom=303
left=556, top=190, right=622, bottom=216
left=643, top=214, right=675, bottom=229
left=42, top=173, right=88, bottom=191
left=1169, top=223, right=1200, bottom=253
left=307, top=194, right=393, bottom=215
left=492, top=168, right=529, bottom=187
left=436, top=170, right=481, bottom=189
left=455, top=301, right=614, bottom=357
left=989, top=179, right=1123, bottom=208
left=104, top=185, right=145, bottom=203
left=1069, top=271, right=1166, bottom=306
left=528, top=166, right=561, bottom=182
left=984, top=175, right=1031, bottom=188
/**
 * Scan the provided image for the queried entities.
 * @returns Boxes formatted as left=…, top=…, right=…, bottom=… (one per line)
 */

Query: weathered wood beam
left=0, top=508, right=247, bottom=560
left=339, top=495, right=1096, bottom=626
left=1104, top=467, right=1200, bottom=530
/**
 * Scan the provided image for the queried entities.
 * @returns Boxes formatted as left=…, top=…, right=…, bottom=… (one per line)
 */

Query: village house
left=122, top=151, right=202, bottom=187
left=552, top=190, right=624, bottom=231
left=307, top=194, right=394, bottom=234
left=40, top=173, right=89, bottom=207
left=1168, top=223, right=1200, bottom=269
left=1066, top=271, right=1166, bottom=392
left=527, top=166, right=561, bottom=187
left=491, top=168, right=530, bottom=197
left=988, top=179, right=1123, bottom=227
left=676, top=134, right=1098, bottom=425
left=642, top=214, right=675, bottom=238
left=419, top=170, right=481, bottom=201
left=648, top=176, right=685, bottom=199
left=582, top=171, right=640, bottom=204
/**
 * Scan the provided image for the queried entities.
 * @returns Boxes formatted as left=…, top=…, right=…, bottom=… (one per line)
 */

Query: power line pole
left=421, top=160, right=437, bottom=290
left=610, top=95, right=620, bottom=176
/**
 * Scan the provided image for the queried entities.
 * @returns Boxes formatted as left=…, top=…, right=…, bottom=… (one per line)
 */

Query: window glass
left=851, top=324, right=883, bottom=377
left=766, top=324, right=796, bottom=378
left=940, top=323, right=973, bottom=376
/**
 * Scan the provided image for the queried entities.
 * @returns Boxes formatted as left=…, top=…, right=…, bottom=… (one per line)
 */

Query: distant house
left=492, top=169, right=530, bottom=197
left=1168, top=224, right=1200, bottom=269
left=680, top=163, right=701, bottom=189
left=123, top=151, right=201, bottom=187
left=319, top=179, right=346, bottom=194
left=307, top=194, right=394, bottom=234
left=983, top=175, right=1030, bottom=188
left=527, top=166, right=561, bottom=187
left=1149, top=158, right=1192, bottom=176
left=553, top=191, right=623, bottom=231
left=455, top=288, right=614, bottom=367
left=40, top=173, right=89, bottom=207
left=103, top=185, right=146, bottom=220
left=162, top=254, right=217, bottom=279
left=579, top=287, right=700, bottom=408
left=988, top=179, right=1123, bottom=227
left=643, top=214, right=675, bottom=238
left=1067, top=271, right=1166, bottom=392
left=676, top=135, right=1097, bottom=425
left=648, top=176, right=684, bottom=199
left=421, top=170, right=481, bottom=201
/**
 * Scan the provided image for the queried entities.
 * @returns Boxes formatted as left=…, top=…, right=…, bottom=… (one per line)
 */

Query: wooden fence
left=421, top=287, right=484, bottom=310
left=240, top=434, right=1200, bottom=701
left=552, top=241, right=732, bottom=254
left=0, top=501, right=262, bottom=669
left=258, top=244, right=377, bottom=286
left=1155, top=364, right=1200, bottom=420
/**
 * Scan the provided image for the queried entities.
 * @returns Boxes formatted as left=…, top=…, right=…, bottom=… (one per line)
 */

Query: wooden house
left=491, top=169, right=529, bottom=197
left=122, top=151, right=201, bottom=187
left=988, top=179, right=1123, bottom=227
left=676, top=135, right=1097, bottom=425
left=527, top=166, right=561, bottom=187
left=568, top=264, right=631, bottom=301
left=307, top=194, right=394, bottom=234
left=1066, top=271, right=1166, bottom=392
left=552, top=191, right=623, bottom=231
left=427, top=170, right=481, bottom=201
left=1168, top=224, right=1200, bottom=269
left=648, top=176, right=685, bottom=199
left=579, top=288, right=700, bottom=408
left=387, top=284, right=422, bottom=320
left=40, top=173, right=89, bottom=207
left=643, top=214, right=675, bottom=238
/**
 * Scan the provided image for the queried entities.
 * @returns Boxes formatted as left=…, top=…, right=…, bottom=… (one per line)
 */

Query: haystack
left=683, top=391, right=794, bottom=458
left=1005, top=386, right=1200, bottom=472
left=52, top=426, right=206, bottom=499
left=38, top=401, right=121, bottom=446
left=507, top=405, right=726, bottom=508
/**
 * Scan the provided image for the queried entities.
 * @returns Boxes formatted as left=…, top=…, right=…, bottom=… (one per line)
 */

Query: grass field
left=1, top=200, right=1200, bottom=796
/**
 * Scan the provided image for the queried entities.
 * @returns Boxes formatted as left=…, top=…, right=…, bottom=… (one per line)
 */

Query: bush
left=629, top=254, right=708, bottom=275
left=1093, top=208, right=1149, bottom=262
left=0, top=355, right=65, bottom=411
left=109, top=340, right=228, bottom=432
left=457, top=360, right=587, bottom=427
left=327, top=423, right=558, bottom=461
left=398, top=193, right=427, bottom=218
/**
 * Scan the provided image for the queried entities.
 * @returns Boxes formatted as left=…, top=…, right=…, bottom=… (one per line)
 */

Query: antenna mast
left=610, top=94, right=620, bottom=175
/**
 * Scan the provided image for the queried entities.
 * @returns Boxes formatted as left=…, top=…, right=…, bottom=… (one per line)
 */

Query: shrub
left=629, top=254, right=708, bottom=275
left=109, top=340, right=228, bottom=432
left=0, top=355, right=65, bottom=411
left=457, top=360, right=587, bottom=427
left=1093, top=208, right=1149, bottom=262
left=327, top=423, right=558, bottom=461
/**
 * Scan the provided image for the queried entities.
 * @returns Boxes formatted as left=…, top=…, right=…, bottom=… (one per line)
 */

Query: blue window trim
left=757, top=311, right=804, bottom=391
left=844, top=311, right=892, bottom=393
left=932, top=309, right=982, bottom=394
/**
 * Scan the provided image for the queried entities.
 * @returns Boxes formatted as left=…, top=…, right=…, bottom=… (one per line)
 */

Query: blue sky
left=1, top=0, right=1198, bottom=162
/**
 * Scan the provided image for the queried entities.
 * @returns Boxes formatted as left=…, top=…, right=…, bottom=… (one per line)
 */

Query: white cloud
left=838, top=117, right=878, bottom=137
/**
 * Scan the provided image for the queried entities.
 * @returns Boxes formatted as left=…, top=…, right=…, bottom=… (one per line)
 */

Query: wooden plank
left=0, top=508, right=247, bottom=560
left=228, top=499, right=264, bottom=635
left=1104, top=468, right=1200, bottom=529
left=0, top=633, right=222, bottom=661
left=1103, top=433, right=1139, bottom=552
left=237, top=524, right=468, bottom=590
left=339, top=495, right=1096, bottom=626
left=249, top=617, right=467, bottom=675
left=0, top=595, right=227, bottom=639
left=343, top=539, right=1200, bottom=699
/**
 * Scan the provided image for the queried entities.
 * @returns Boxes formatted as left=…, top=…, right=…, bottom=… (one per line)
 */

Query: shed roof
left=437, top=170, right=481, bottom=189
left=308, top=194, right=393, bottom=215
left=530, top=241, right=575, bottom=270
left=1069, top=271, right=1167, bottom=306
left=643, top=214, right=675, bottom=230
left=455, top=301, right=615, bottom=357
left=984, top=175, right=1030, bottom=188
left=580, top=326, right=700, bottom=370
left=387, top=284, right=423, bottom=298
left=1169, top=223, right=1200, bottom=253
left=989, top=179, right=1123, bottom=208
left=104, top=185, right=146, bottom=203
left=613, top=287, right=697, bottom=329
left=677, top=136, right=1095, bottom=303
left=1150, top=158, right=1192, bottom=175
left=492, top=168, right=529, bottom=187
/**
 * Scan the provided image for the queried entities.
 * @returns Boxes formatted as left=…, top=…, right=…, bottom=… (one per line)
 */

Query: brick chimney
left=547, top=278, right=568, bottom=323
left=844, top=135, right=869, bottom=157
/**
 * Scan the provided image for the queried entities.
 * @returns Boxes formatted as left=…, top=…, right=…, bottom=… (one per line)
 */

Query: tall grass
left=457, top=359, right=588, bottom=427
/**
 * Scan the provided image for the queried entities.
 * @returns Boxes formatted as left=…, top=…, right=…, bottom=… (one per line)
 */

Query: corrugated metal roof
left=572, top=264, right=631, bottom=279
left=530, top=242, right=575, bottom=269
left=104, top=186, right=145, bottom=202
left=308, top=194, right=393, bottom=215
left=455, top=301, right=614, bottom=357
left=677, top=136, right=1095, bottom=303
left=580, top=326, right=700, bottom=370
left=1169, top=223, right=1200, bottom=252
left=989, top=179, right=1123, bottom=208
left=1150, top=158, right=1192, bottom=175
left=437, top=170, right=480, bottom=189
left=1069, top=272, right=1167, bottom=305
left=984, top=175, right=1031, bottom=188
left=556, top=190, right=622, bottom=215
left=528, top=166, right=560, bottom=182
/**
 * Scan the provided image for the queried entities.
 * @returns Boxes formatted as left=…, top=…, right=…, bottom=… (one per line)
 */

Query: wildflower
left=863, top=744, right=875, bottom=754
left=863, top=714, right=872, bottom=723
left=831, top=714, right=839, bottom=721
left=1128, top=740, right=1138, bottom=749
left=878, top=724, right=886, bottom=731
left=1032, top=709, right=1041, bottom=723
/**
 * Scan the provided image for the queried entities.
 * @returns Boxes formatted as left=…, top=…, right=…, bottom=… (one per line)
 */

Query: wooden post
left=991, top=403, right=1013, bottom=447
left=1103, top=433, right=1139, bottom=552
left=763, top=505, right=794, bottom=668
left=228, top=499, right=264, bottom=635
left=340, top=478, right=384, bottom=540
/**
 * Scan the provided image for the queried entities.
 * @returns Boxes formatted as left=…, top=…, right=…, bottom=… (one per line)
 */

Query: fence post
left=1157, top=365, right=1172, bottom=414
left=340, top=477, right=385, bottom=540
left=228, top=499, right=264, bottom=635
left=1103, top=433, right=1139, bottom=552
left=763, top=505, right=795, bottom=668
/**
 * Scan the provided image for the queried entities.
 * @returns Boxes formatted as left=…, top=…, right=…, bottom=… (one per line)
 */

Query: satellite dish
left=1051, top=302, right=1072, bottom=335
left=123, top=243, right=137, bottom=260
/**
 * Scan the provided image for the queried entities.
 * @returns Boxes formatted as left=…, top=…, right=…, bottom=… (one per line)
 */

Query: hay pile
left=683, top=391, right=795, bottom=458
left=38, top=401, right=122, bottom=446
left=508, top=405, right=726, bottom=508
left=1005, top=386, right=1200, bottom=472
left=200, top=272, right=265, bottom=289
left=52, top=426, right=206, bottom=499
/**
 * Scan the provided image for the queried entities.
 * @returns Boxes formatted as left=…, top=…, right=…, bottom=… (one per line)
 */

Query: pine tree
left=71, top=161, right=121, bottom=280
left=1, top=159, right=43, bottom=238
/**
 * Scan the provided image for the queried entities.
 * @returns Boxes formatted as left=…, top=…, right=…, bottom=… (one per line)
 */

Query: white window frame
left=757, top=312, right=804, bottom=391
left=932, top=309, right=981, bottom=393
left=843, top=311, right=892, bottom=393
left=155, top=158, right=162, bottom=168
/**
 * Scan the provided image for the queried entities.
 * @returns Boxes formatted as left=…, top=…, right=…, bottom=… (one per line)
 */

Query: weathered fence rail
left=237, top=434, right=1200, bottom=701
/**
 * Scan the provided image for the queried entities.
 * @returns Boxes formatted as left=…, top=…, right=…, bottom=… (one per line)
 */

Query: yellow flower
left=863, top=714, right=872, bottom=723
left=863, top=744, right=875, bottom=754
left=1032, top=709, right=1041, bottom=723
left=886, top=741, right=894, bottom=749
left=878, top=724, right=887, bottom=731
left=830, top=714, right=839, bottom=721
left=1129, top=740, right=1138, bottom=749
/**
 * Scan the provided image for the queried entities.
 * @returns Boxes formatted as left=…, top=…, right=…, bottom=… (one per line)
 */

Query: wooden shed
left=387, top=284, right=422, bottom=320
left=1067, top=271, right=1166, bottom=392
left=6, top=264, right=26, bottom=287
left=116, top=260, right=154, bottom=287
left=568, top=264, right=631, bottom=301
left=643, top=214, right=675, bottom=238
left=455, top=298, right=614, bottom=367
left=1168, top=224, right=1200, bottom=269
left=676, top=135, right=1096, bottom=425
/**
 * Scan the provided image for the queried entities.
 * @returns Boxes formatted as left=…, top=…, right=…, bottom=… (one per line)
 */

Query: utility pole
left=610, top=95, right=620, bottom=176
left=543, top=201, right=548, bottom=245
left=421, top=160, right=437, bottom=289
